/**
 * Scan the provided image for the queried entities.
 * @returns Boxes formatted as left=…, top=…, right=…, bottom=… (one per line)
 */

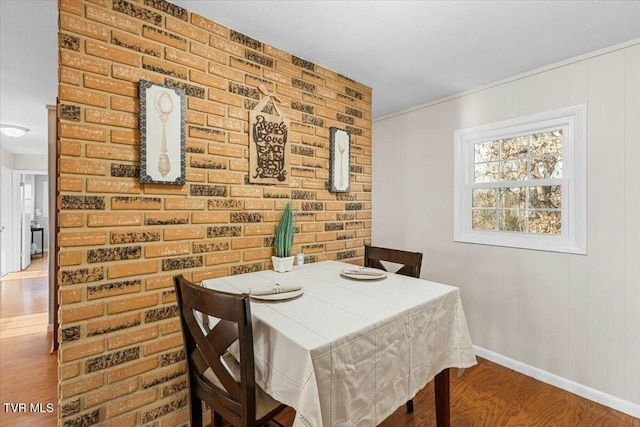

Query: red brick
left=60, top=373, right=104, bottom=399
left=60, top=251, right=83, bottom=267
left=85, top=74, right=137, bottom=97
left=59, top=176, right=84, bottom=192
left=205, top=251, right=241, bottom=266
left=60, top=158, right=107, bottom=176
left=191, top=211, right=228, bottom=224
left=61, top=51, right=110, bottom=75
left=60, top=302, right=104, bottom=323
left=86, top=144, right=138, bottom=161
left=111, top=129, right=139, bottom=145
left=145, top=242, right=190, bottom=258
left=190, top=42, right=227, bottom=64
left=59, top=231, right=107, bottom=247
left=86, top=4, right=139, bottom=33
left=189, top=70, right=226, bottom=90
left=188, top=97, right=225, bottom=116
left=107, top=260, right=158, bottom=280
left=86, top=40, right=141, bottom=66
left=60, top=140, right=82, bottom=156
left=60, top=14, right=109, bottom=41
left=209, top=36, right=244, bottom=57
left=60, top=68, right=82, bottom=86
left=166, top=16, right=208, bottom=43
left=61, top=339, right=105, bottom=362
left=85, top=108, right=137, bottom=128
left=84, top=377, right=138, bottom=408
left=59, top=213, right=84, bottom=228
left=142, top=26, right=187, bottom=51
left=105, top=388, right=156, bottom=419
left=87, top=213, right=142, bottom=227
left=165, top=47, right=206, bottom=71
left=163, top=227, right=205, bottom=241
left=110, top=95, right=138, bottom=113
left=60, top=0, right=82, bottom=15
left=60, top=123, right=107, bottom=142
left=60, top=86, right=109, bottom=108
left=108, top=358, right=158, bottom=384
left=209, top=61, right=243, bottom=82
left=112, top=64, right=162, bottom=84
left=87, top=178, right=141, bottom=194
left=191, top=14, right=227, bottom=37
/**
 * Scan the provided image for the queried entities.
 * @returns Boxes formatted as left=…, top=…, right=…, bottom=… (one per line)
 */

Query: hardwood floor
left=227, top=356, right=640, bottom=427
left=378, top=358, right=640, bottom=427
left=1, top=256, right=638, bottom=426
left=0, top=254, right=49, bottom=335
left=0, top=332, right=56, bottom=427
left=0, top=254, right=56, bottom=427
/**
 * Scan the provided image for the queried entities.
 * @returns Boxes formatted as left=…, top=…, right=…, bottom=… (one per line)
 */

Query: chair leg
left=213, top=411, right=223, bottom=427
left=190, top=396, right=203, bottom=427
left=406, top=399, right=414, bottom=413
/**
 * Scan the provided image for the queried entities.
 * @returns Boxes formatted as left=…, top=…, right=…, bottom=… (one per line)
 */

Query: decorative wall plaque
left=329, top=127, right=350, bottom=192
left=249, top=85, right=290, bottom=184
left=139, top=80, right=186, bottom=185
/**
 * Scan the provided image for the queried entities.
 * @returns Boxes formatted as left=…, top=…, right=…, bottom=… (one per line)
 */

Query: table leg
left=434, top=368, right=450, bottom=427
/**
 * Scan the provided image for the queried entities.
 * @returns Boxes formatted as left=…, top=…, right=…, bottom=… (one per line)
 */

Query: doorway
left=0, top=169, right=50, bottom=338
left=0, top=166, right=12, bottom=278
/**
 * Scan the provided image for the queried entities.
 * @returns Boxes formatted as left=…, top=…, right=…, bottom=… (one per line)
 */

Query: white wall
left=0, top=146, right=14, bottom=168
left=12, top=153, right=47, bottom=171
left=373, top=41, right=640, bottom=409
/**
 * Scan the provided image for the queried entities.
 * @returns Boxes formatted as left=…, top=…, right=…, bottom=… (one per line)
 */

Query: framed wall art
left=139, top=79, right=186, bottom=185
left=329, top=126, right=351, bottom=192
left=249, top=86, right=290, bottom=184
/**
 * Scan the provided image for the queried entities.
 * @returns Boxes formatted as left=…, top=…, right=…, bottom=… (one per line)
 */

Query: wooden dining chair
left=364, top=245, right=423, bottom=279
left=173, top=275, right=287, bottom=427
left=364, top=244, right=423, bottom=413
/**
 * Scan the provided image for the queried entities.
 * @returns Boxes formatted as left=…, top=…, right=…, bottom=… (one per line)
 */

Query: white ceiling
left=2, top=0, right=640, bottom=157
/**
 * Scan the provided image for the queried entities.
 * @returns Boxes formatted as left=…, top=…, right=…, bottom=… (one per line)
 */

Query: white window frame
left=453, top=105, right=587, bottom=254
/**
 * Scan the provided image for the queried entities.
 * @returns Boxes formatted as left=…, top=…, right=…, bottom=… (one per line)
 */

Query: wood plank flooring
left=1, top=256, right=638, bottom=426
left=0, top=255, right=56, bottom=427
left=1, top=255, right=49, bottom=318
left=0, top=332, right=56, bottom=427
left=265, top=357, right=639, bottom=427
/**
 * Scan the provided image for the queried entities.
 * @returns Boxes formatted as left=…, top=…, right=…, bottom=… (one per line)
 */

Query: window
left=454, top=105, right=586, bottom=254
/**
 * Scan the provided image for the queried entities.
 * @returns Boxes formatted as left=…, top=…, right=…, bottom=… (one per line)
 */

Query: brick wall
left=57, top=0, right=372, bottom=425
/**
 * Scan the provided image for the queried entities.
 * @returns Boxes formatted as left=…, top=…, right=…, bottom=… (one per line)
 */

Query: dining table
left=202, top=260, right=476, bottom=427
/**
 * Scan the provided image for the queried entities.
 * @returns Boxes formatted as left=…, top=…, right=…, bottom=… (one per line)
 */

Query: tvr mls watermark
left=3, top=402, right=54, bottom=413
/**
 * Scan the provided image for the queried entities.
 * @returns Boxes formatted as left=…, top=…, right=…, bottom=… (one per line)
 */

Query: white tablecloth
left=202, top=260, right=476, bottom=427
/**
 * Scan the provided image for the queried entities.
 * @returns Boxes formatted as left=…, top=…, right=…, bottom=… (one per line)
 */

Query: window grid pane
left=471, top=128, right=563, bottom=235
left=455, top=105, right=586, bottom=254
left=471, top=185, right=562, bottom=234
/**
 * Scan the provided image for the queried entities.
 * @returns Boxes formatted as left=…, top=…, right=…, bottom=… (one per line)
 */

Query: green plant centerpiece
left=272, top=201, right=295, bottom=272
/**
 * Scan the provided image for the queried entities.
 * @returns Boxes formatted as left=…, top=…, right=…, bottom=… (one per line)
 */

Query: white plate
left=250, top=289, right=304, bottom=301
left=340, top=268, right=387, bottom=281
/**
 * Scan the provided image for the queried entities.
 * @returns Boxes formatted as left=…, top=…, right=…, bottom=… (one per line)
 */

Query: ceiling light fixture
left=0, top=124, right=30, bottom=138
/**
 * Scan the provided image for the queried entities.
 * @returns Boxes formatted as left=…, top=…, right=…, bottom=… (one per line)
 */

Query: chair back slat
left=364, top=245, right=423, bottom=278
left=174, top=275, right=257, bottom=426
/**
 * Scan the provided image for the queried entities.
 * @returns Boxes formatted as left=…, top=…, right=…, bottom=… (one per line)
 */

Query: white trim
left=453, top=105, right=587, bottom=254
left=375, top=37, right=640, bottom=122
left=473, top=345, right=640, bottom=419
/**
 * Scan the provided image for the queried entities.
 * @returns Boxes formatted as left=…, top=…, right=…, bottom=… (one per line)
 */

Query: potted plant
left=272, top=201, right=295, bottom=272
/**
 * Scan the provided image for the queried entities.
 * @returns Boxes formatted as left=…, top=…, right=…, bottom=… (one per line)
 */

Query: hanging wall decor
left=329, top=126, right=351, bottom=192
left=249, top=85, right=290, bottom=184
left=139, top=79, right=186, bottom=185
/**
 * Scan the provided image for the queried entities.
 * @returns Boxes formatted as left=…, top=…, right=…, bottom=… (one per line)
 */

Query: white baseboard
left=473, top=345, right=640, bottom=419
